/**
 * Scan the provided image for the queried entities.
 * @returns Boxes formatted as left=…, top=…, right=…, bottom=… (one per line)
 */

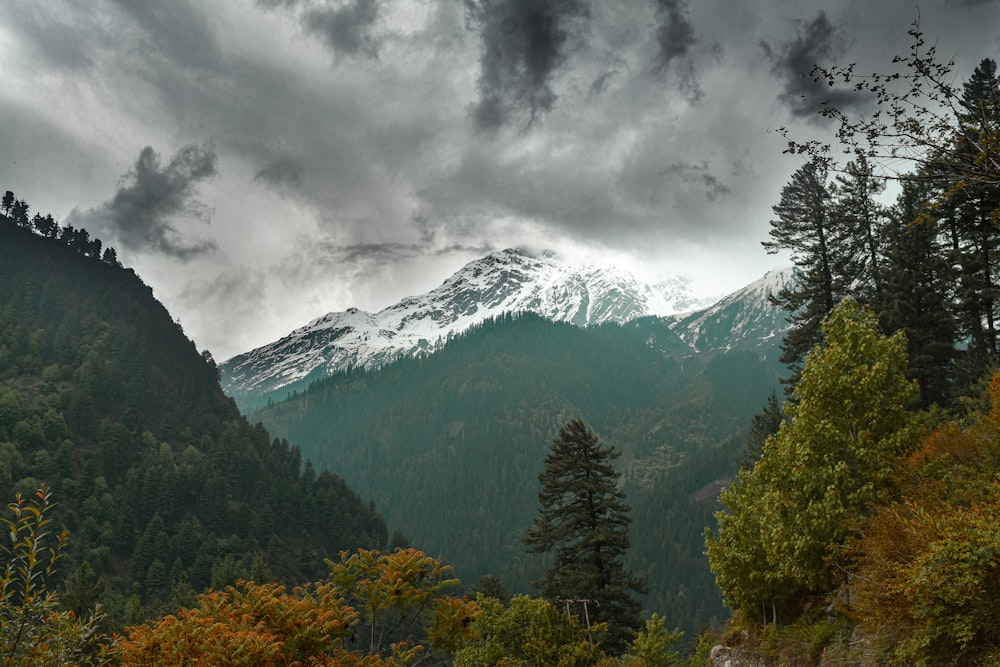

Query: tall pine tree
left=763, top=160, right=848, bottom=385
left=524, top=419, right=644, bottom=654
left=948, top=59, right=1000, bottom=361
left=834, top=155, right=886, bottom=302
left=878, top=177, right=956, bottom=408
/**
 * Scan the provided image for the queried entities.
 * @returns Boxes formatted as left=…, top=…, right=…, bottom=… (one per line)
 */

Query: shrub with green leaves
left=0, top=485, right=115, bottom=666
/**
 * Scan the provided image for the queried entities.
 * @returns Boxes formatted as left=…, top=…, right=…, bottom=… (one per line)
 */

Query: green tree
left=740, top=393, right=782, bottom=470
left=705, top=458, right=785, bottom=622
left=469, top=574, right=510, bottom=605
left=708, top=300, right=920, bottom=619
left=877, top=178, right=957, bottom=407
left=627, top=613, right=683, bottom=667
left=61, top=562, right=106, bottom=619
left=832, top=155, right=886, bottom=301
left=762, top=160, right=848, bottom=384
left=1, top=191, right=13, bottom=216
left=454, top=594, right=604, bottom=667
left=941, top=59, right=1000, bottom=362
left=525, top=419, right=644, bottom=653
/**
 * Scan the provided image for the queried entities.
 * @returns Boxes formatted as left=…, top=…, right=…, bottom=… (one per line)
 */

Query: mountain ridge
left=220, top=248, right=793, bottom=410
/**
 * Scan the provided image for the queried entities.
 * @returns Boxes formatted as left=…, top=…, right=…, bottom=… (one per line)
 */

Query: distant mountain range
left=220, top=248, right=794, bottom=411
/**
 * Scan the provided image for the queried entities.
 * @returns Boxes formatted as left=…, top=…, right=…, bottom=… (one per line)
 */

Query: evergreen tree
left=740, top=393, right=782, bottom=470
left=61, top=562, right=106, bottom=618
left=524, top=419, right=644, bottom=654
left=878, top=178, right=956, bottom=407
left=958, top=58, right=1000, bottom=174
left=41, top=214, right=58, bottom=238
left=32, top=213, right=58, bottom=238
left=11, top=199, right=29, bottom=228
left=72, top=227, right=91, bottom=255
left=833, top=155, right=886, bottom=301
left=944, top=59, right=1000, bottom=361
left=30, top=212, right=45, bottom=235
left=1, top=190, right=13, bottom=216
left=762, top=160, right=848, bottom=385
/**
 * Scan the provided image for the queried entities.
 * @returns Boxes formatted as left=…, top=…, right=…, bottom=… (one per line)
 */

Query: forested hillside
left=0, top=210, right=386, bottom=626
left=253, top=311, right=784, bottom=637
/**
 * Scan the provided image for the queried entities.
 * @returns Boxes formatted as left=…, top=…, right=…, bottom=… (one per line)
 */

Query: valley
left=221, top=253, right=794, bottom=637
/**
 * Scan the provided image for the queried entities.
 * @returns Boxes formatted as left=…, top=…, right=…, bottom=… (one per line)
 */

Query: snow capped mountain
left=665, top=266, right=796, bottom=353
left=220, top=248, right=715, bottom=404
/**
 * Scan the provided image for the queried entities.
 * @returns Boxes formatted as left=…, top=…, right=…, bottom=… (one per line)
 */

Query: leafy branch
left=778, top=19, right=1000, bottom=189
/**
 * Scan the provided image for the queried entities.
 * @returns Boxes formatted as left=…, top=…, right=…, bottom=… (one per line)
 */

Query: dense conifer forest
left=0, top=208, right=386, bottom=626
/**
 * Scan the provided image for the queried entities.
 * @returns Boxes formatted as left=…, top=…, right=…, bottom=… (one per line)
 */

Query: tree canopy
left=707, top=300, right=920, bottom=620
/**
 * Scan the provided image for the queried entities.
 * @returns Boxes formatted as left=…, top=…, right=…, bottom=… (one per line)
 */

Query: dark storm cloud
left=465, top=0, right=591, bottom=130
left=762, top=12, right=867, bottom=118
left=659, top=162, right=730, bottom=203
left=70, top=145, right=218, bottom=260
left=651, top=0, right=695, bottom=73
left=332, top=241, right=424, bottom=264
left=304, top=0, right=381, bottom=58
left=254, top=157, right=305, bottom=190
left=321, top=240, right=498, bottom=272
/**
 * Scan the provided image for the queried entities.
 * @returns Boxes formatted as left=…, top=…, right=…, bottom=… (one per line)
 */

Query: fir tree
left=878, top=178, right=956, bottom=408
left=945, top=58, right=1000, bottom=361
left=11, top=199, right=29, bottom=228
left=833, top=155, right=886, bottom=301
left=763, top=160, right=848, bottom=386
left=524, top=419, right=644, bottom=654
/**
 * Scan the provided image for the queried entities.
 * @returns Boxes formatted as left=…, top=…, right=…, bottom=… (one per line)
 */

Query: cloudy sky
left=1, top=0, right=997, bottom=359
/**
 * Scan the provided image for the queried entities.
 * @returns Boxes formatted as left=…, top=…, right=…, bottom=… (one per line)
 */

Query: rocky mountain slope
left=667, top=266, right=796, bottom=354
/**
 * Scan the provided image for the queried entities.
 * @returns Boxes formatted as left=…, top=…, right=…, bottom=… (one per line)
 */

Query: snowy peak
left=387, top=248, right=691, bottom=329
left=219, top=249, right=781, bottom=407
left=666, top=266, right=796, bottom=353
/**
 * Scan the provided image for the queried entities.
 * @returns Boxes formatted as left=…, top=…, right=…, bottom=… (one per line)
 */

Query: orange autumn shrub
left=117, top=548, right=480, bottom=666
left=847, top=373, right=1000, bottom=665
